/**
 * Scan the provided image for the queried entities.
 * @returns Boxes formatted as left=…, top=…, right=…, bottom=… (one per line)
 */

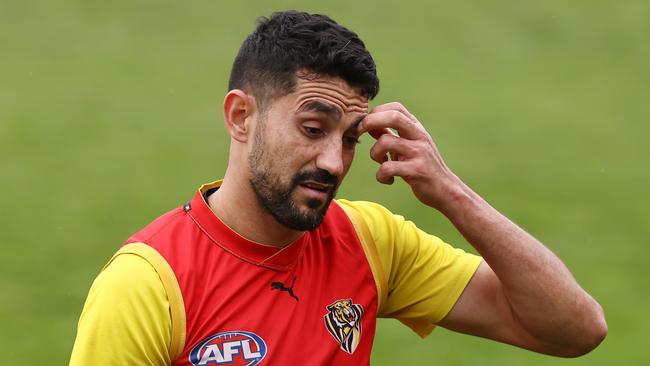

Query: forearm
left=360, top=101, right=606, bottom=355
left=440, top=177, right=607, bottom=355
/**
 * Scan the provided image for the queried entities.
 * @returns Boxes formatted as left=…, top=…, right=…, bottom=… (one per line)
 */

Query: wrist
left=434, top=176, right=482, bottom=218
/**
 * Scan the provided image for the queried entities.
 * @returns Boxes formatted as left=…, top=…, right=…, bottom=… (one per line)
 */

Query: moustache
left=292, top=169, right=339, bottom=187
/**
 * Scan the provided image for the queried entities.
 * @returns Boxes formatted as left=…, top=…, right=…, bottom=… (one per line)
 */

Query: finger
left=370, top=102, right=418, bottom=134
left=359, top=102, right=414, bottom=140
left=370, top=102, right=415, bottom=120
left=376, top=160, right=418, bottom=185
left=369, top=133, right=410, bottom=164
left=367, top=127, right=394, bottom=140
left=376, top=161, right=402, bottom=185
left=360, top=110, right=422, bottom=141
left=376, top=171, right=394, bottom=185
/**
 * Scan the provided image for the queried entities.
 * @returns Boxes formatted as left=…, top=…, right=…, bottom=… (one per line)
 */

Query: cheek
left=341, top=149, right=355, bottom=175
left=270, top=139, right=315, bottom=170
left=260, top=131, right=297, bottom=160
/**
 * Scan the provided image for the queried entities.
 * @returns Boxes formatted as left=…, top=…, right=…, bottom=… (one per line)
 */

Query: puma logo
left=270, top=276, right=299, bottom=302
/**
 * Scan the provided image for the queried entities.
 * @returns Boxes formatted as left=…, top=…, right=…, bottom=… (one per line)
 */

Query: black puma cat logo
left=271, top=276, right=299, bottom=302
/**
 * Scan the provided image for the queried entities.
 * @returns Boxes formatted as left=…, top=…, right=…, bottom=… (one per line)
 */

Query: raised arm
left=359, top=102, right=607, bottom=357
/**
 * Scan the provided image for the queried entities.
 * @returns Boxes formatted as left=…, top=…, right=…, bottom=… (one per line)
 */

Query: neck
left=207, top=171, right=304, bottom=248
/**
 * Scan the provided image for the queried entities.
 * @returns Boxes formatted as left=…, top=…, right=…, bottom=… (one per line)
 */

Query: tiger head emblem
left=323, top=299, right=364, bottom=354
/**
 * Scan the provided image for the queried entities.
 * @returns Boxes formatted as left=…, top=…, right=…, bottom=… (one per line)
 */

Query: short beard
left=248, top=118, right=339, bottom=231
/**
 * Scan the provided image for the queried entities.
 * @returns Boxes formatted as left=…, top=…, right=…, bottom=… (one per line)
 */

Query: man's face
left=247, top=74, right=368, bottom=231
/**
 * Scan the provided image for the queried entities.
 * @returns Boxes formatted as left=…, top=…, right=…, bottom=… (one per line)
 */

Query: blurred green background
left=1, top=0, right=648, bottom=364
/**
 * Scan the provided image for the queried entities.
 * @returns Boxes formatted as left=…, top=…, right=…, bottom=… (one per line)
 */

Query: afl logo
left=189, top=331, right=267, bottom=366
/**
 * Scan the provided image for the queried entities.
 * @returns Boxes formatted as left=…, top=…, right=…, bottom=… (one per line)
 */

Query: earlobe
left=223, top=90, right=256, bottom=143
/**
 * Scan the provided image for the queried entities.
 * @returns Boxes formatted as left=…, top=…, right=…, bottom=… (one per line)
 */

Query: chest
left=172, top=229, right=378, bottom=366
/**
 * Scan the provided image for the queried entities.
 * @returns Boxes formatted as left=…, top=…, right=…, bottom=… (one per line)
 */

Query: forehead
left=291, top=74, right=369, bottom=115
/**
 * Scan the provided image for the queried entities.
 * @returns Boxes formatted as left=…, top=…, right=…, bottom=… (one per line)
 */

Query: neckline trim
left=185, top=181, right=308, bottom=272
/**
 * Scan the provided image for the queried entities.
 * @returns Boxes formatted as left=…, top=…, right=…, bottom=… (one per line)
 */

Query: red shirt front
left=126, top=186, right=378, bottom=365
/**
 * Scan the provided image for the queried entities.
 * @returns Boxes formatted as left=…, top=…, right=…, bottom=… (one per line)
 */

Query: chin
left=306, top=198, right=326, bottom=210
left=278, top=199, right=331, bottom=231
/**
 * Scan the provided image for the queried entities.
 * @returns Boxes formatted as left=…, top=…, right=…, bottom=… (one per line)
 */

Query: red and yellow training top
left=70, top=181, right=481, bottom=365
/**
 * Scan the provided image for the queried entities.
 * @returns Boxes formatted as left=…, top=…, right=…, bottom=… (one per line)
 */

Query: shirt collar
left=185, top=180, right=308, bottom=272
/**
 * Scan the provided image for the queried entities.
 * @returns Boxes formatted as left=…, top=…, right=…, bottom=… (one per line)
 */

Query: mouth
left=297, top=180, right=335, bottom=204
left=299, top=180, right=333, bottom=193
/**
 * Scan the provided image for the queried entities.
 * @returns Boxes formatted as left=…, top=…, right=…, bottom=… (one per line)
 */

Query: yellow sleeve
left=339, top=200, right=482, bottom=338
left=70, top=243, right=186, bottom=365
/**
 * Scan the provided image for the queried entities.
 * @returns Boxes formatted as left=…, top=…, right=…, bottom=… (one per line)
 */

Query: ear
left=223, top=89, right=256, bottom=143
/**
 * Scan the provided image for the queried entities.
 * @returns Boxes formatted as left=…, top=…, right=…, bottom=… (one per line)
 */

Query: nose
left=315, top=140, right=345, bottom=178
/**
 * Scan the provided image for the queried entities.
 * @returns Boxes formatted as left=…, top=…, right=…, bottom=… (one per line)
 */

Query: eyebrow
left=297, top=100, right=342, bottom=121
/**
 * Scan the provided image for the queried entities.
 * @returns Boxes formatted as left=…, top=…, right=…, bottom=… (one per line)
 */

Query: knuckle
left=404, top=143, right=417, bottom=155
left=375, top=169, right=388, bottom=183
left=388, top=110, right=403, bottom=121
left=369, top=146, right=387, bottom=163
left=389, top=101, right=405, bottom=110
left=369, top=149, right=381, bottom=162
left=381, top=161, right=398, bottom=175
left=370, top=140, right=383, bottom=152
left=378, top=133, right=395, bottom=145
left=414, top=139, right=427, bottom=150
left=398, top=113, right=413, bottom=126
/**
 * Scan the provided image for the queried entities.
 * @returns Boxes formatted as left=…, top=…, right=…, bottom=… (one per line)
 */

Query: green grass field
left=2, top=0, right=648, bottom=364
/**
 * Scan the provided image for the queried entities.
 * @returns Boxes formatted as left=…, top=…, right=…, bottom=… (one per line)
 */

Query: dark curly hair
left=228, top=11, right=379, bottom=110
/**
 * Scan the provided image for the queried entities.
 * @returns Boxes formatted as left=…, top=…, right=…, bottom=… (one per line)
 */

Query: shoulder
left=335, top=199, right=394, bottom=216
left=82, top=250, right=168, bottom=324
left=70, top=250, right=173, bottom=365
left=94, top=250, right=166, bottom=301
left=127, top=206, right=188, bottom=244
left=335, top=199, right=402, bottom=236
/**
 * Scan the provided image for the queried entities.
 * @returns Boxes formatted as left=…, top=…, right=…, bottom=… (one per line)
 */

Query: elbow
left=565, top=318, right=607, bottom=358
left=558, top=307, right=608, bottom=358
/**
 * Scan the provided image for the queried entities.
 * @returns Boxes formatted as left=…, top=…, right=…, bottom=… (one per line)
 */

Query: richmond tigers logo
left=323, top=299, right=364, bottom=354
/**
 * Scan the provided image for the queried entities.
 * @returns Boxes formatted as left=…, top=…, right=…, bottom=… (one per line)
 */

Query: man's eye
left=303, top=126, right=323, bottom=137
left=343, top=135, right=361, bottom=148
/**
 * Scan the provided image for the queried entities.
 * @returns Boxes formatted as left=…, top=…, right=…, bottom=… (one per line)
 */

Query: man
left=70, top=10, right=607, bottom=365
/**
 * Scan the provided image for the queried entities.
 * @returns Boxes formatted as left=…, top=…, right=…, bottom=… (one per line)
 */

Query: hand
left=359, top=102, right=463, bottom=210
left=361, top=103, right=608, bottom=356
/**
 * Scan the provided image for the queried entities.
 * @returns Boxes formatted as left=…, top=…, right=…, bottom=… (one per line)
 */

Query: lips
left=299, top=180, right=333, bottom=192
